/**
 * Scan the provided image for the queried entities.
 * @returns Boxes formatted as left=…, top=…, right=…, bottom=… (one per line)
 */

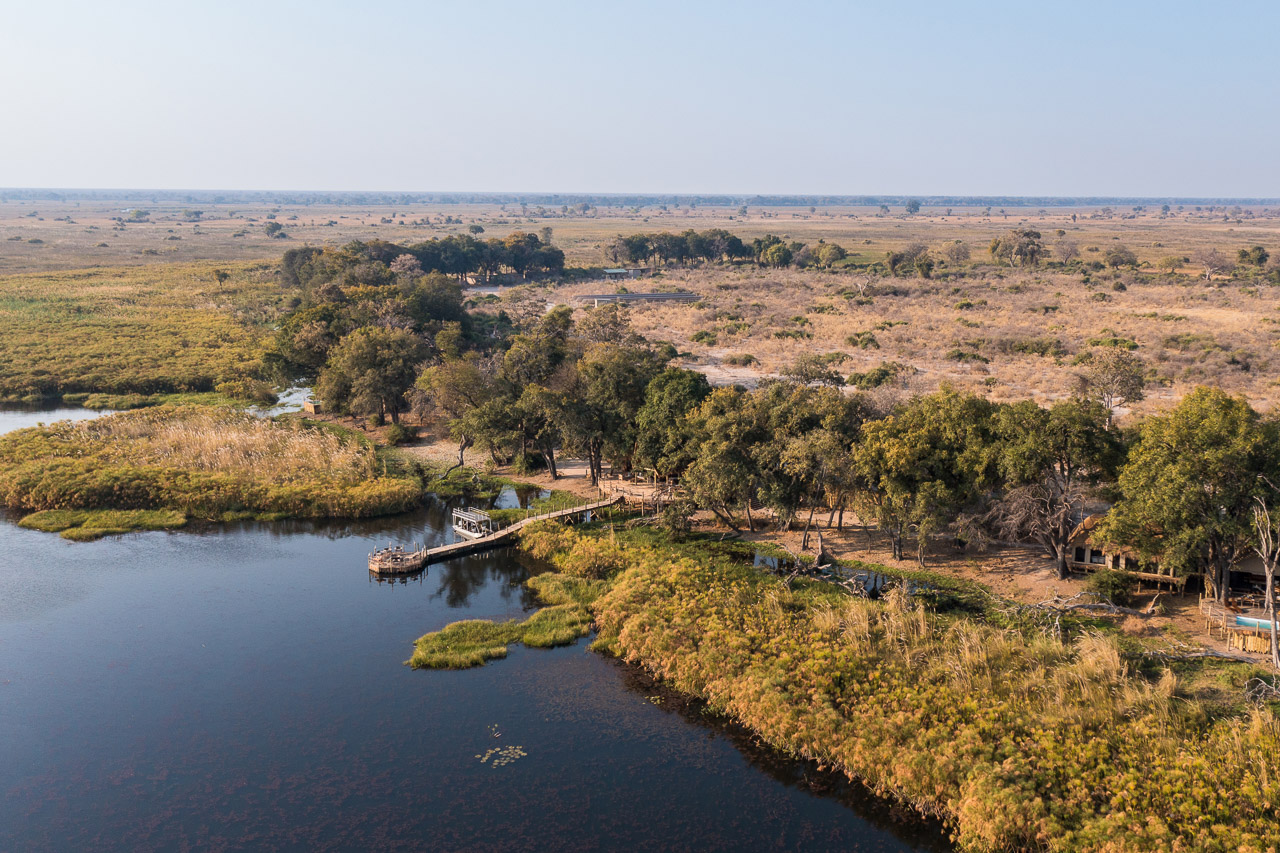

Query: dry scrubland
left=7, top=198, right=1277, bottom=414
left=558, top=264, right=1280, bottom=414
left=4, top=198, right=1277, bottom=270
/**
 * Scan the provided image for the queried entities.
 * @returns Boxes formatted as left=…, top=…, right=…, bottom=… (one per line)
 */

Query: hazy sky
left=2, top=0, right=1276, bottom=196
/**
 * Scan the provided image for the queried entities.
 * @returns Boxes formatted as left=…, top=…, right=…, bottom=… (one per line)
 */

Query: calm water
left=0, top=409, right=951, bottom=851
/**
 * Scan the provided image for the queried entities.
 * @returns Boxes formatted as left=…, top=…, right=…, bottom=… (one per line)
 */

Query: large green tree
left=1097, top=387, right=1268, bottom=602
left=854, top=389, right=997, bottom=563
left=633, top=368, right=712, bottom=478
left=317, top=327, right=424, bottom=425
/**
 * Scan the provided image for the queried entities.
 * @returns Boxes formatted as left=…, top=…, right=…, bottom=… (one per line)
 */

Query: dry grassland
left=4, top=197, right=1279, bottom=413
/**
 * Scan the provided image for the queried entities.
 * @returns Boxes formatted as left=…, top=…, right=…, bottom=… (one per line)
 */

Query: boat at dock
left=451, top=507, right=495, bottom=540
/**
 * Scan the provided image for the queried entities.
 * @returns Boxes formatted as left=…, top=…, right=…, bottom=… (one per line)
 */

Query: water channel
left=0, top=406, right=951, bottom=851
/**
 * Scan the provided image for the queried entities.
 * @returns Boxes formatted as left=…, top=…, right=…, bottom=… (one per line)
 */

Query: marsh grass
left=0, top=405, right=422, bottom=529
left=498, top=522, right=1280, bottom=851
left=407, top=604, right=592, bottom=669
left=19, top=508, right=187, bottom=539
left=0, top=262, right=278, bottom=400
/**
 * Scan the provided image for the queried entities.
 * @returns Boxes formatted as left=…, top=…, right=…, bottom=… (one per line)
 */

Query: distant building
left=573, top=291, right=701, bottom=307
left=602, top=267, right=649, bottom=281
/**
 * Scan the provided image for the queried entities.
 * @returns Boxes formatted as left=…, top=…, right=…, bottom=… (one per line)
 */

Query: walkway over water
left=368, top=496, right=622, bottom=574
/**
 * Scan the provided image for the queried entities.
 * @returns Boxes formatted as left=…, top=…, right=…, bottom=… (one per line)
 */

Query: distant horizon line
left=2, top=188, right=1278, bottom=207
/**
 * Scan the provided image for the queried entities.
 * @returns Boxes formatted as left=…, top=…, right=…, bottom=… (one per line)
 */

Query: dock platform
left=368, top=496, right=621, bottom=574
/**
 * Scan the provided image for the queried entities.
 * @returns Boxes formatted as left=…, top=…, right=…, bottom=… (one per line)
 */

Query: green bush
left=384, top=423, right=414, bottom=446
left=1086, top=569, right=1136, bottom=607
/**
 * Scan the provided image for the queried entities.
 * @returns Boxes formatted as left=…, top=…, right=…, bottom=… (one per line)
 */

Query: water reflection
left=610, top=661, right=953, bottom=850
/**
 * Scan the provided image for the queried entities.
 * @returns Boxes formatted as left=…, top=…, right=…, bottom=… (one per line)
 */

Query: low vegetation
left=18, top=508, right=187, bottom=540
left=0, top=406, right=422, bottom=535
left=413, top=521, right=1280, bottom=851
left=0, top=262, right=280, bottom=403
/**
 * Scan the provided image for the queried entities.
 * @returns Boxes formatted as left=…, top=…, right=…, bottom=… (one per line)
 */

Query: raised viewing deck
left=368, top=496, right=621, bottom=575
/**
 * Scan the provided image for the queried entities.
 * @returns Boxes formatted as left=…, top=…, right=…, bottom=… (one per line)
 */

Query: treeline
left=281, top=233, right=564, bottom=291
left=605, top=228, right=849, bottom=269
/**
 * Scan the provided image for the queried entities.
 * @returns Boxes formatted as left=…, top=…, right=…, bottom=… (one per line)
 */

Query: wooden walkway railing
left=368, top=496, right=621, bottom=574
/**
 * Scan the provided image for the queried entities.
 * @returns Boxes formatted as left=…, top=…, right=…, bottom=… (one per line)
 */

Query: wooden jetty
left=368, top=496, right=621, bottom=575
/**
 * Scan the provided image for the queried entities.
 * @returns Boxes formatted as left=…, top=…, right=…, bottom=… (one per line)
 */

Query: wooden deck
left=368, top=496, right=621, bottom=574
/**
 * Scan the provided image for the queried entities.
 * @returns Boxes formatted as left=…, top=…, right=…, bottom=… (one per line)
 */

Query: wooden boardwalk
left=368, top=496, right=621, bottom=574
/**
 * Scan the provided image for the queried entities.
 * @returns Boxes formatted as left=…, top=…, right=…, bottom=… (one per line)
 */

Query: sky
left=1, top=0, right=1276, bottom=197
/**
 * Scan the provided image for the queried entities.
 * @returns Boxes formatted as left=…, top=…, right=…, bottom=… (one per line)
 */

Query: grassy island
left=411, top=520, right=1280, bottom=852
left=0, top=405, right=422, bottom=537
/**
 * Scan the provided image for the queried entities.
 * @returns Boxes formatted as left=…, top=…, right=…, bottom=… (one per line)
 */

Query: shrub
left=384, top=423, right=414, bottom=446
left=845, top=331, right=880, bottom=350
left=1086, top=569, right=1136, bottom=607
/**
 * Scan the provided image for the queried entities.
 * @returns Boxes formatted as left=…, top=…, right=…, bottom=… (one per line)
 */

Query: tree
left=1097, top=388, right=1268, bottom=602
left=1238, top=246, right=1270, bottom=268
left=415, top=355, right=502, bottom=473
left=1055, top=240, right=1080, bottom=264
left=991, top=399, right=1120, bottom=579
left=904, top=199, right=921, bottom=215
left=264, top=221, right=285, bottom=238
left=683, top=387, right=768, bottom=530
left=633, top=368, right=712, bottom=478
left=989, top=229, right=1044, bottom=267
left=780, top=354, right=846, bottom=387
left=939, top=240, right=970, bottom=266
left=1104, top=245, right=1138, bottom=268
left=550, top=344, right=667, bottom=484
left=1158, top=255, right=1186, bottom=274
left=1195, top=248, right=1231, bottom=279
left=318, top=327, right=424, bottom=424
left=389, top=254, right=423, bottom=278
left=760, top=242, right=793, bottom=268
left=814, top=241, right=848, bottom=267
left=855, top=389, right=997, bottom=564
left=1251, top=478, right=1280, bottom=669
left=1081, top=347, right=1145, bottom=427
left=468, top=224, right=485, bottom=235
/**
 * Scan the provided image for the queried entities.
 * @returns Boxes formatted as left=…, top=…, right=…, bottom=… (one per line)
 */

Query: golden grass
left=0, top=406, right=422, bottom=524
left=507, top=523, right=1280, bottom=851
left=79, top=408, right=375, bottom=483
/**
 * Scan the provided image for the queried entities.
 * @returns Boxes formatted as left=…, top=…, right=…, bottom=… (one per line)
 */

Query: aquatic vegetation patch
left=476, top=745, right=527, bottom=767
left=407, top=604, right=592, bottom=669
left=19, top=508, right=187, bottom=540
